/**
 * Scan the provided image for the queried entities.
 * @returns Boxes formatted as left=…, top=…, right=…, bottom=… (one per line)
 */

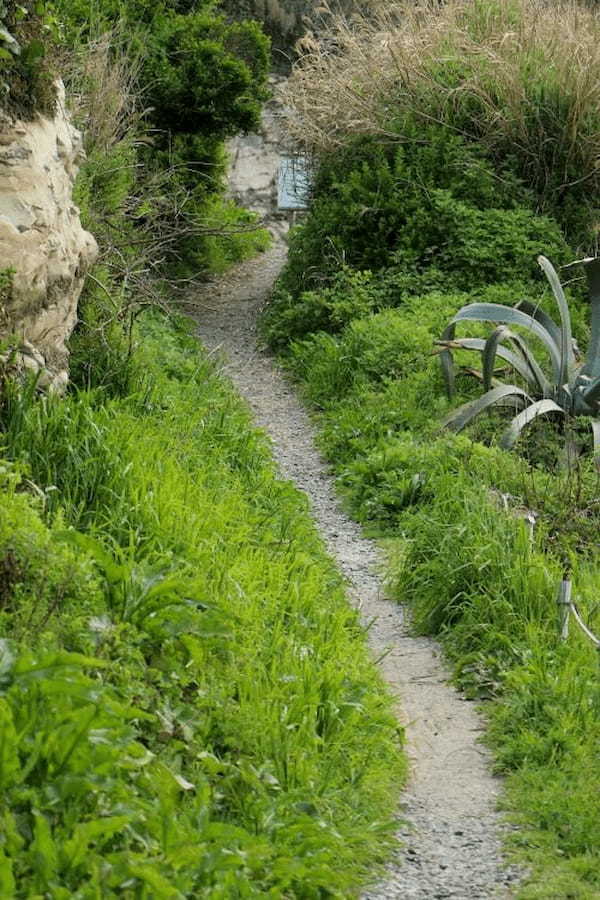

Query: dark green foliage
left=275, top=129, right=570, bottom=308
left=139, top=13, right=269, bottom=139
left=58, top=0, right=269, bottom=145
left=55, top=0, right=270, bottom=284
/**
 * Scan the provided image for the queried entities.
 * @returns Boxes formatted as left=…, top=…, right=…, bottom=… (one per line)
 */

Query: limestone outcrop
left=0, top=81, right=97, bottom=389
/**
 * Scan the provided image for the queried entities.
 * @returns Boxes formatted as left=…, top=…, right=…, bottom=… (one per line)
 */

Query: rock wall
left=226, top=75, right=289, bottom=226
left=0, top=81, right=97, bottom=390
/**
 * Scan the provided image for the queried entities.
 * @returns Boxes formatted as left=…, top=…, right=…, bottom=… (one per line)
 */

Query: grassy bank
left=0, top=313, right=403, bottom=896
left=262, top=1, right=600, bottom=895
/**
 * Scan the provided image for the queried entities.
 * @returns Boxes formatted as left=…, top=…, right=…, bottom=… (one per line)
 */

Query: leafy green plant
left=438, top=255, right=600, bottom=455
left=0, top=310, right=404, bottom=896
left=0, top=1, right=58, bottom=116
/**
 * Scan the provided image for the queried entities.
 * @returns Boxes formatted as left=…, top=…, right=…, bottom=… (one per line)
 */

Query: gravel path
left=191, top=237, right=521, bottom=899
left=189, top=87, right=522, bottom=897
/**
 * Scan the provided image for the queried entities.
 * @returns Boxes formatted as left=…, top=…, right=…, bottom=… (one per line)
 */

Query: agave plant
left=437, top=255, right=600, bottom=456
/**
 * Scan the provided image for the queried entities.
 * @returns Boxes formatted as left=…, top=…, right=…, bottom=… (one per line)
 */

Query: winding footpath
left=191, top=88, right=522, bottom=898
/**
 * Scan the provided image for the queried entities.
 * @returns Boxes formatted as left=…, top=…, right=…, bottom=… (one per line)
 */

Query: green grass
left=263, top=195, right=600, bottom=895
left=257, top=2, right=600, bottom=891
left=0, top=313, right=404, bottom=897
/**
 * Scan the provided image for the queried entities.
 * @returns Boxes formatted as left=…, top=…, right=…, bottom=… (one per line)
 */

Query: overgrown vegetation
left=0, top=0, right=58, bottom=116
left=56, top=0, right=272, bottom=394
left=0, top=0, right=404, bottom=894
left=262, top=0, right=600, bottom=894
left=0, top=316, right=402, bottom=895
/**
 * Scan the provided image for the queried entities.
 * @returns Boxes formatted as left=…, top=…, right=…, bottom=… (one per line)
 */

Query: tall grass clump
left=285, top=0, right=600, bottom=247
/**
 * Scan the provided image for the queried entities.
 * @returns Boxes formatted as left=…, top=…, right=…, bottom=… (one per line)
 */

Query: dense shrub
left=283, top=0, right=600, bottom=247
left=139, top=13, right=269, bottom=139
left=274, top=130, right=570, bottom=303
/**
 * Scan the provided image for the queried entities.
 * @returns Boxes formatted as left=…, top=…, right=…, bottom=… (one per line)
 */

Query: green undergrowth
left=261, top=44, right=600, bottom=891
left=0, top=313, right=403, bottom=897
left=269, top=283, right=600, bottom=895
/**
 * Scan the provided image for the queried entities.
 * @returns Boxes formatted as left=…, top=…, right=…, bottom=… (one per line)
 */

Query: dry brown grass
left=283, top=0, right=600, bottom=229
left=62, top=30, right=142, bottom=154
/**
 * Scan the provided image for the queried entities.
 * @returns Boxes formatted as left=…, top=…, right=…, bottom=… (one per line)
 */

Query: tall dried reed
left=285, top=0, right=600, bottom=241
left=62, top=29, right=142, bottom=154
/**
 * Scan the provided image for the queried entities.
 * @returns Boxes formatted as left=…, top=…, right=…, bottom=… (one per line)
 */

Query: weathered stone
left=0, top=81, right=97, bottom=388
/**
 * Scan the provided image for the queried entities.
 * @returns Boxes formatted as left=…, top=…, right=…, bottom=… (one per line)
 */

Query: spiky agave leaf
left=514, top=298, right=565, bottom=357
left=590, top=419, right=600, bottom=471
left=441, top=384, right=530, bottom=433
left=582, top=378, right=600, bottom=413
left=537, top=255, right=575, bottom=386
left=481, top=325, right=551, bottom=395
left=435, top=336, right=545, bottom=392
left=581, top=257, right=600, bottom=379
left=500, top=398, right=565, bottom=449
left=440, top=302, right=562, bottom=394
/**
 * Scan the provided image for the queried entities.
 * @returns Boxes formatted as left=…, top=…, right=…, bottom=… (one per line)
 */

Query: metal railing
left=556, top=579, right=600, bottom=654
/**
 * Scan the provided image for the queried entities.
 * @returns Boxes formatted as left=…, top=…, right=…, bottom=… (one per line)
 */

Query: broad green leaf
left=0, top=849, right=15, bottom=897
left=59, top=530, right=124, bottom=582
left=0, top=640, right=15, bottom=692
left=500, top=398, right=565, bottom=449
left=441, top=385, right=531, bottom=433
left=62, top=816, right=131, bottom=870
left=0, top=27, right=20, bottom=55
left=30, top=810, right=58, bottom=884
left=0, top=699, right=20, bottom=791
left=15, top=650, right=107, bottom=682
left=126, top=862, right=185, bottom=898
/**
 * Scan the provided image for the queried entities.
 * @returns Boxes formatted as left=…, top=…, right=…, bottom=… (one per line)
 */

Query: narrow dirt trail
left=190, top=83, right=521, bottom=897
left=192, top=237, right=520, bottom=898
